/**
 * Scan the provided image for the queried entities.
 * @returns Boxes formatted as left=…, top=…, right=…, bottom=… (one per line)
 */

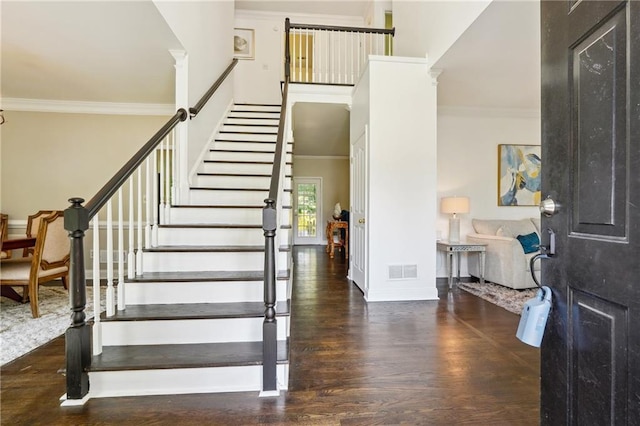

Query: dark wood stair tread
left=101, top=301, right=290, bottom=322
left=190, top=187, right=292, bottom=192
left=127, top=270, right=290, bottom=283
left=234, top=103, right=281, bottom=107
left=90, top=340, right=288, bottom=372
left=144, top=245, right=291, bottom=253
left=169, top=204, right=292, bottom=209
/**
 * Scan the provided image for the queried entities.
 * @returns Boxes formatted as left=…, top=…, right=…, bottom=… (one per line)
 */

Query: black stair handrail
left=289, top=21, right=395, bottom=36
left=63, top=58, right=238, bottom=402
left=261, top=18, right=292, bottom=394
left=190, top=58, right=238, bottom=118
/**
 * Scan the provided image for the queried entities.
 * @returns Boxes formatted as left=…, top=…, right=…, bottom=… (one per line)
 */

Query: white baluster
left=305, top=28, right=309, bottom=82
left=159, top=139, right=165, bottom=225
left=128, top=178, right=135, bottom=278
left=152, top=147, right=159, bottom=247
left=92, top=217, right=102, bottom=355
left=106, top=200, right=115, bottom=317
left=136, top=168, right=143, bottom=276
left=170, top=130, right=177, bottom=208
left=144, top=156, right=155, bottom=248
left=118, top=188, right=125, bottom=311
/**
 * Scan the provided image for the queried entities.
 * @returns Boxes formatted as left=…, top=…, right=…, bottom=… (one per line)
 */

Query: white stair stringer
left=84, top=103, right=292, bottom=402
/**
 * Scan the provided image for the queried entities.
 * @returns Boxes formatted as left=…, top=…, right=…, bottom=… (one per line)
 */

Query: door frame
left=292, top=177, right=323, bottom=245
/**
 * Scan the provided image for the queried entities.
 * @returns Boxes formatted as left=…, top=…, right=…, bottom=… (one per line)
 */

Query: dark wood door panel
left=541, top=0, right=640, bottom=424
left=569, top=288, right=628, bottom=424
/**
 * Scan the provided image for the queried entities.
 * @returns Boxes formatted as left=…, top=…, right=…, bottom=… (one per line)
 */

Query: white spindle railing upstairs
left=287, top=20, right=395, bottom=85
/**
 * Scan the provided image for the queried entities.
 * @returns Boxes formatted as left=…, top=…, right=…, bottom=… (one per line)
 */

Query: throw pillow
left=516, top=232, right=540, bottom=254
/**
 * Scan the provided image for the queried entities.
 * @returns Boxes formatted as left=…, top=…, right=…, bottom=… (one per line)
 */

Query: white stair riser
left=212, top=142, right=292, bottom=153
left=168, top=207, right=291, bottom=225
left=101, top=317, right=288, bottom=346
left=125, top=280, right=289, bottom=304
left=157, top=227, right=264, bottom=246
left=189, top=190, right=291, bottom=206
left=193, top=175, right=292, bottom=190
left=142, top=251, right=289, bottom=272
left=87, top=364, right=289, bottom=399
left=228, top=112, right=281, bottom=119
left=221, top=125, right=278, bottom=134
left=205, top=152, right=291, bottom=163
left=157, top=227, right=291, bottom=246
left=216, top=132, right=277, bottom=142
left=233, top=105, right=280, bottom=112
left=199, top=162, right=292, bottom=175
left=226, top=118, right=279, bottom=126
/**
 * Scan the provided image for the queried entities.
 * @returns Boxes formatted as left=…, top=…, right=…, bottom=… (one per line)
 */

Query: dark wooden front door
left=541, top=1, right=640, bottom=423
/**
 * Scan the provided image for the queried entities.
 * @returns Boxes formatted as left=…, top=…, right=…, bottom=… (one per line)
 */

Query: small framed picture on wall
left=233, top=28, right=255, bottom=60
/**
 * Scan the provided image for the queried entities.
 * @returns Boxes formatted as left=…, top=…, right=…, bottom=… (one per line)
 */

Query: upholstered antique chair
left=0, top=211, right=70, bottom=317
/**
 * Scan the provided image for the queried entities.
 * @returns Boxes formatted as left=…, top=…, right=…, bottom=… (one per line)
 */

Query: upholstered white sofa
left=466, top=218, right=541, bottom=289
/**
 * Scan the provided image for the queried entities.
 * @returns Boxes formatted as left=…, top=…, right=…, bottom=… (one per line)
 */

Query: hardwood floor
left=0, top=246, right=539, bottom=425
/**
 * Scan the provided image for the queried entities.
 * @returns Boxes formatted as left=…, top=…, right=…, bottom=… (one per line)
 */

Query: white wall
left=154, top=1, right=235, bottom=171
left=352, top=56, right=439, bottom=302
left=392, top=0, right=491, bottom=64
left=436, top=107, right=541, bottom=277
left=233, top=10, right=365, bottom=104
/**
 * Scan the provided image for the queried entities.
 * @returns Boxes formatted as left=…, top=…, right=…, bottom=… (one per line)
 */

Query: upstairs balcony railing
left=286, top=18, right=395, bottom=85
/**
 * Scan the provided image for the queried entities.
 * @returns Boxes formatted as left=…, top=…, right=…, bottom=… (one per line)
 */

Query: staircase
left=85, top=103, right=293, bottom=399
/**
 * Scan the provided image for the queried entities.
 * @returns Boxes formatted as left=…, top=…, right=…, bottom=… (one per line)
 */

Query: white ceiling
left=1, top=1, right=182, bottom=103
left=434, top=0, right=541, bottom=110
left=1, top=1, right=540, bottom=157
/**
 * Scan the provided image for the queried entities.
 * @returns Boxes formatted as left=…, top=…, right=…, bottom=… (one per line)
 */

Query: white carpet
left=457, top=281, right=537, bottom=315
left=1, top=285, right=100, bottom=366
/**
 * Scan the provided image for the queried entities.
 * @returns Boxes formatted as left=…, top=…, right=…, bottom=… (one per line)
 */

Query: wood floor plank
left=0, top=246, right=539, bottom=425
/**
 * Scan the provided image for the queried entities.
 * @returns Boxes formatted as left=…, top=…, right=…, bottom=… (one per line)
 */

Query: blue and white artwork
left=498, top=144, right=541, bottom=206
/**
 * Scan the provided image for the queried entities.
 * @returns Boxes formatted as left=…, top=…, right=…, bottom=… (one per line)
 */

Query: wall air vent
left=388, top=264, right=418, bottom=280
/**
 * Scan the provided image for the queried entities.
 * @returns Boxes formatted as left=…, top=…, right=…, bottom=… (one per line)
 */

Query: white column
left=170, top=49, right=189, bottom=205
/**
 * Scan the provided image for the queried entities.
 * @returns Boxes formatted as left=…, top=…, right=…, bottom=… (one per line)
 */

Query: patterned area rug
left=1, top=285, right=99, bottom=366
left=458, top=281, right=538, bottom=315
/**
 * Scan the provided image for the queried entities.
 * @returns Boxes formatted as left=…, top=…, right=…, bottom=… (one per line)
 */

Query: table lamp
left=441, top=196, right=470, bottom=243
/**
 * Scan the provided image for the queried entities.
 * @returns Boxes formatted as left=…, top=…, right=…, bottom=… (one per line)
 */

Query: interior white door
left=293, top=177, right=323, bottom=245
left=350, top=127, right=368, bottom=291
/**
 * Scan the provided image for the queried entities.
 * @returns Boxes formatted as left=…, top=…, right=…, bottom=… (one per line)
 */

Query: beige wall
left=1, top=110, right=170, bottom=221
left=292, top=157, right=350, bottom=229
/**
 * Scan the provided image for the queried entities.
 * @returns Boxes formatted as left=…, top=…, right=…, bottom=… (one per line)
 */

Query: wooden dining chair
left=0, top=213, right=9, bottom=259
left=0, top=211, right=70, bottom=318
left=22, top=210, right=55, bottom=257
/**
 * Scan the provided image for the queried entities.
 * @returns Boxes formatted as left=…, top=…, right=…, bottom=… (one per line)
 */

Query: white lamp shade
left=441, top=197, right=470, bottom=214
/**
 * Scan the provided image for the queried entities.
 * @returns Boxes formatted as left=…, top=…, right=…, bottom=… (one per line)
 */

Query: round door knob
left=539, top=196, right=559, bottom=217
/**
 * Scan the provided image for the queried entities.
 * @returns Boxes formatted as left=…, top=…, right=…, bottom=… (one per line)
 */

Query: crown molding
left=437, top=105, right=541, bottom=119
left=1, top=98, right=175, bottom=116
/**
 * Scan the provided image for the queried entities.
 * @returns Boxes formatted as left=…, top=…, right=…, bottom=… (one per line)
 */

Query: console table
left=326, top=221, right=348, bottom=258
left=437, top=240, right=486, bottom=288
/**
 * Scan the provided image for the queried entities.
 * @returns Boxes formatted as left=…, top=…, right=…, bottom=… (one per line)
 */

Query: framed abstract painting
left=498, top=144, right=541, bottom=206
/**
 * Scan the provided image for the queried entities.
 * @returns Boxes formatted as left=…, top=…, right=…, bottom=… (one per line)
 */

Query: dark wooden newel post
left=262, top=198, right=278, bottom=392
left=64, top=197, right=91, bottom=400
